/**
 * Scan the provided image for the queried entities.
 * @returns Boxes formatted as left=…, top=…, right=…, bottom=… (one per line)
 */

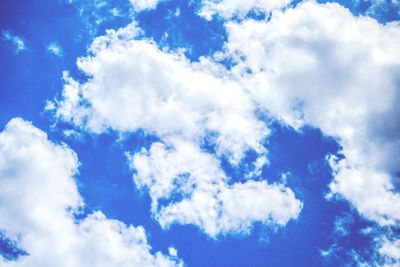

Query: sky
left=0, top=0, right=399, bottom=266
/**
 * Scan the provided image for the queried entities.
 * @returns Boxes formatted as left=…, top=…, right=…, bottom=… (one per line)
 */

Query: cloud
left=50, top=0, right=399, bottom=258
left=2, top=31, right=25, bottom=53
left=322, top=225, right=400, bottom=266
left=378, top=237, right=400, bottom=267
left=53, top=23, right=267, bottom=163
left=198, top=0, right=291, bottom=20
left=47, top=41, right=63, bottom=57
left=0, top=118, right=182, bottom=266
left=224, top=0, right=400, bottom=227
left=221, top=1, right=400, bottom=263
left=50, top=18, right=302, bottom=236
left=129, top=139, right=301, bottom=237
left=129, top=0, right=161, bottom=11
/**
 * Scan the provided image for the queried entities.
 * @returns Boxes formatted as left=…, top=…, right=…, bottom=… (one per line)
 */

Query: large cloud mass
left=222, top=2, right=400, bottom=264
left=51, top=17, right=302, bottom=236
left=225, top=1, right=400, bottom=227
left=51, top=0, right=400, bottom=264
left=130, top=139, right=301, bottom=237
left=0, top=118, right=181, bottom=267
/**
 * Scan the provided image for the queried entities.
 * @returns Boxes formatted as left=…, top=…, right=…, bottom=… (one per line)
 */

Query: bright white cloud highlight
left=50, top=19, right=302, bottom=236
left=0, top=118, right=181, bottom=267
left=129, top=0, right=161, bottom=11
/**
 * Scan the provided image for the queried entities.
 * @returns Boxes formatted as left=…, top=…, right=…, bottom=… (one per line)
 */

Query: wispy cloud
left=46, top=41, right=63, bottom=57
left=2, top=30, right=26, bottom=53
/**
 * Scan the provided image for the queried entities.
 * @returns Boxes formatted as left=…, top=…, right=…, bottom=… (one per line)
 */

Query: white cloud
left=2, top=31, right=25, bottom=53
left=129, top=0, right=161, bottom=11
left=129, top=139, right=301, bottom=237
left=49, top=0, right=400, bottom=261
left=199, top=0, right=291, bottom=20
left=50, top=19, right=302, bottom=237
left=224, top=0, right=400, bottom=227
left=378, top=237, right=400, bottom=267
left=52, top=23, right=268, bottom=164
left=47, top=41, right=63, bottom=57
left=221, top=1, right=400, bottom=263
left=0, top=118, right=181, bottom=267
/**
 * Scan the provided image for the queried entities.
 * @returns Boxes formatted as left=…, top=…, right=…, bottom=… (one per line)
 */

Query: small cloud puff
left=2, top=30, right=25, bottom=53
left=47, top=41, right=63, bottom=57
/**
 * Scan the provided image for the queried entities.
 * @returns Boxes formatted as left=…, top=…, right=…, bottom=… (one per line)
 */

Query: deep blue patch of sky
left=0, top=232, right=27, bottom=261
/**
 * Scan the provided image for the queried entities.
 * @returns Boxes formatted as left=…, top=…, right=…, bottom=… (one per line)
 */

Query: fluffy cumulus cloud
left=198, top=0, right=291, bottom=20
left=50, top=17, right=302, bottom=236
left=225, top=0, right=400, bottom=227
left=50, top=0, right=400, bottom=263
left=54, top=23, right=267, bottom=164
left=129, top=139, right=301, bottom=237
left=0, top=118, right=181, bottom=266
left=221, top=1, right=400, bottom=264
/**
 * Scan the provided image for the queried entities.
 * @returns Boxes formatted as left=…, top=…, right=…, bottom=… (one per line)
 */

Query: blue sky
left=0, top=0, right=399, bottom=266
